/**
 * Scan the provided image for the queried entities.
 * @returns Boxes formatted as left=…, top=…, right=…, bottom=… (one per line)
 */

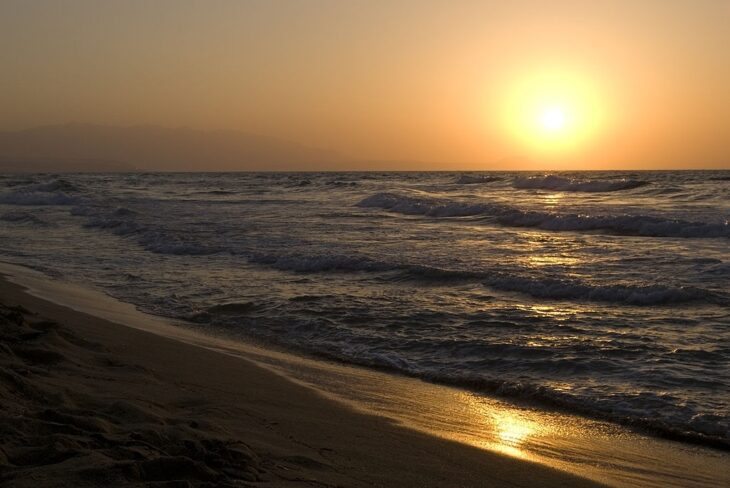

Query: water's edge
left=1, top=261, right=729, bottom=488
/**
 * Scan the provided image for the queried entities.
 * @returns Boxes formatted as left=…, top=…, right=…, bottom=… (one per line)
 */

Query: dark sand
left=0, top=275, right=603, bottom=487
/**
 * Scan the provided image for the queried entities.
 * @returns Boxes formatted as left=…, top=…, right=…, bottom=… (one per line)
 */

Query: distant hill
left=0, top=123, right=347, bottom=172
left=0, top=157, right=137, bottom=173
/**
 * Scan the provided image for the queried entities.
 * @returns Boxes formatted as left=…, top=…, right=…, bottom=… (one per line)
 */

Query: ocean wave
left=71, top=204, right=135, bottom=217
left=326, top=180, right=358, bottom=187
left=286, top=179, right=313, bottom=188
left=137, top=232, right=223, bottom=256
left=402, top=266, right=719, bottom=305
left=77, top=205, right=142, bottom=236
left=74, top=205, right=221, bottom=255
left=513, top=175, right=649, bottom=192
left=308, top=335, right=718, bottom=447
left=206, top=302, right=263, bottom=315
left=702, top=262, right=730, bottom=276
left=412, top=370, right=730, bottom=448
left=245, top=250, right=720, bottom=305
left=484, top=275, right=715, bottom=306
left=0, top=211, right=50, bottom=226
left=499, top=210, right=730, bottom=237
left=70, top=205, right=100, bottom=217
left=111, top=207, right=137, bottom=217
left=358, top=192, right=730, bottom=238
left=454, top=175, right=503, bottom=185
left=195, top=189, right=236, bottom=195
left=188, top=301, right=266, bottom=322
left=358, top=192, right=495, bottom=217
left=0, top=191, right=80, bottom=206
left=84, top=218, right=141, bottom=236
left=257, top=328, right=729, bottom=448
left=249, top=252, right=392, bottom=273
left=21, top=178, right=84, bottom=193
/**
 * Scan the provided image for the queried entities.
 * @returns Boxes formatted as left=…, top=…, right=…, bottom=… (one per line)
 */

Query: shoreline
left=1, top=262, right=728, bottom=487
left=0, top=265, right=604, bottom=487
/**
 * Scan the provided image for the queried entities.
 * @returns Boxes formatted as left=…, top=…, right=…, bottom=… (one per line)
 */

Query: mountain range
left=0, top=123, right=348, bottom=172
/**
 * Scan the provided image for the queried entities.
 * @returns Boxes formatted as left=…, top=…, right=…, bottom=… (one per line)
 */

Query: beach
left=1, top=171, right=727, bottom=449
left=3, top=1, right=730, bottom=485
left=0, top=270, right=609, bottom=487
left=2, top=263, right=728, bottom=488
left=1, top=172, right=729, bottom=487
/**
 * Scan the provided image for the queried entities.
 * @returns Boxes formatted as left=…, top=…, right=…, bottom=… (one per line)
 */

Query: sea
left=0, top=170, right=728, bottom=449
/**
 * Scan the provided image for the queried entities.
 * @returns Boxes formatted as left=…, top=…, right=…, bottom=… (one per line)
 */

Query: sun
left=492, top=66, right=609, bottom=158
left=539, top=107, right=567, bottom=132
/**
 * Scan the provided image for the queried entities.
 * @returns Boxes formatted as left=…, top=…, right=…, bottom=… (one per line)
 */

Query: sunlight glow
left=539, top=107, right=567, bottom=132
left=495, top=413, right=534, bottom=446
left=495, top=67, right=610, bottom=159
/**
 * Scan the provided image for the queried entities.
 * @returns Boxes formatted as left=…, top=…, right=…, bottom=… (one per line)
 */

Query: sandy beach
left=0, top=271, right=609, bottom=487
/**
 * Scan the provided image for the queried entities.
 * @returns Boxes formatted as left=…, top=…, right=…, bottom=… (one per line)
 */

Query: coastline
left=1, top=262, right=728, bottom=487
left=0, top=266, right=603, bottom=487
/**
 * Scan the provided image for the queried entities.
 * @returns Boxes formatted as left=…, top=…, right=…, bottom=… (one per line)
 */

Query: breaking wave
left=72, top=205, right=222, bottom=256
left=401, top=368, right=730, bottom=448
left=454, top=175, right=503, bottom=185
left=513, top=175, right=649, bottom=192
left=246, top=251, right=721, bottom=306
left=358, top=192, right=730, bottom=238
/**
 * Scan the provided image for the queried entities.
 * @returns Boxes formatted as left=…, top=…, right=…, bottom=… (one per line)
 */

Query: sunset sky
left=2, top=0, right=729, bottom=169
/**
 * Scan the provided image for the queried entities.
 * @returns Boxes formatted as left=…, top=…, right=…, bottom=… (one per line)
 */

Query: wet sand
left=0, top=271, right=603, bottom=487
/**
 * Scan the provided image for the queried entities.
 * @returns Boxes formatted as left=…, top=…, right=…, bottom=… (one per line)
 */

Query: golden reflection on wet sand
left=251, top=353, right=729, bottom=488
left=460, top=392, right=539, bottom=460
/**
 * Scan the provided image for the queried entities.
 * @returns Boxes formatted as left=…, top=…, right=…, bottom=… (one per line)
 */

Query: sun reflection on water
left=540, top=192, right=564, bottom=207
left=517, top=302, right=585, bottom=321
left=524, top=254, right=581, bottom=267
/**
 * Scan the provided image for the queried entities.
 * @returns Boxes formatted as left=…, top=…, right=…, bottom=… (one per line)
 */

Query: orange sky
left=2, top=0, right=729, bottom=169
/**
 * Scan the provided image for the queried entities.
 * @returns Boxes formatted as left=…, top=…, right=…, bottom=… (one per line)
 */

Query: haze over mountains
left=0, top=123, right=349, bottom=172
